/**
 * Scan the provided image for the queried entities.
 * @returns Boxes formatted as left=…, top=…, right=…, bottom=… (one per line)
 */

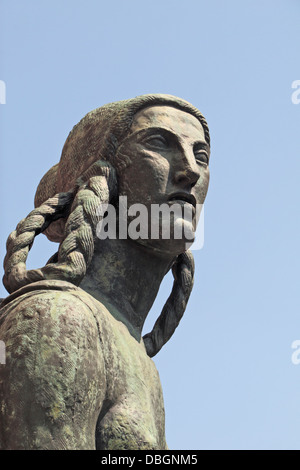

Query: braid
left=3, top=192, right=73, bottom=293
left=3, top=161, right=117, bottom=294
left=49, top=164, right=117, bottom=284
left=143, top=250, right=195, bottom=357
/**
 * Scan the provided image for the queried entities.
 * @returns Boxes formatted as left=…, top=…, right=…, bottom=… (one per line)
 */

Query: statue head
left=34, top=94, right=210, bottom=244
left=116, top=104, right=210, bottom=255
left=3, top=94, right=210, bottom=355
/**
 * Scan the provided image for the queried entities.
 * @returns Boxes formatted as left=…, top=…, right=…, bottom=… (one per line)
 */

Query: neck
left=79, top=238, right=175, bottom=341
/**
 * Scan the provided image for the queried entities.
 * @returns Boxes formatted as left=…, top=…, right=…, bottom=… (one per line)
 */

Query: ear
left=43, top=218, right=67, bottom=243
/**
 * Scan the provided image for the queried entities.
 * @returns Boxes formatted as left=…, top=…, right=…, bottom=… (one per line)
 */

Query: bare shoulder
left=0, top=280, right=106, bottom=450
left=0, top=280, right=106, bottom=377
left=0, top=280, right=102, bottom=337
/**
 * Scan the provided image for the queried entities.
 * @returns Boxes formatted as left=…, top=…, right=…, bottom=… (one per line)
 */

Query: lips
left=168, top=192, right=196, bottom=208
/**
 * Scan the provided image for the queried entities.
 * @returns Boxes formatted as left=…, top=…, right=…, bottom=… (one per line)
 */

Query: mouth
left=168, top=192, right=196, bottom=208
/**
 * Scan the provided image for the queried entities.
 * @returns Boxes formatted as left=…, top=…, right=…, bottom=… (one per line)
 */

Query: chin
left=136, top=225, right=196, bottom=256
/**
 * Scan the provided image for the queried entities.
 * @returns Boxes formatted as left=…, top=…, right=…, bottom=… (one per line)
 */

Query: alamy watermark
left=0, top=80, right=6, bottom=104
left=291, top=340, right=300, bottom=365
left=95, top=196, right=205, bottom=250
left=0, top=340, right=6, bottom=364
left=291, top=80, right=300, bottom=104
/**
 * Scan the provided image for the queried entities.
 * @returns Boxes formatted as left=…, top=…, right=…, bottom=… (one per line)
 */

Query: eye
left=144, top=134, right=168, bottom=149
left=194, top=150, right=209, bottom=165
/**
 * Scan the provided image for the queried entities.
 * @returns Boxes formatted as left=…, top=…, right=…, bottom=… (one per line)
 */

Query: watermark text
left=291, top=340, right=300, bottom=365
left=95, top=196, right=205, bottom=251
left=291, top=80, right=300, bottom=104
left=0, top=80, right=6, bottom=104
left=0, top=340, right=6, bottom=364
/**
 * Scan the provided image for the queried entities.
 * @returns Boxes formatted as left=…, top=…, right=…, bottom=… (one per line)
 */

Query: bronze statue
left=0, top=94, right=210, bottom=450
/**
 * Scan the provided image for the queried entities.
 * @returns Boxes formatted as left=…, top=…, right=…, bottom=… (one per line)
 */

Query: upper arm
left=0, top=289, right=106, bottom=450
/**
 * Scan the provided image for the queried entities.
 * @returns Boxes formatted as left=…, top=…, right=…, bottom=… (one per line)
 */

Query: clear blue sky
left=1, top=0, right=300, bottom=450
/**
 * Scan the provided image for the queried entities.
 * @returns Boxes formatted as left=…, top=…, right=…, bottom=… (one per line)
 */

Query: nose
left=173, top=149, right=200, bottom=188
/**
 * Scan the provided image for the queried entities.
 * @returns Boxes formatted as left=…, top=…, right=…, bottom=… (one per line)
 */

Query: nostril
left=175, top=168, right=200, bottom=187
left=189, top=168, right=201, bottom=186
left=175, top=171, right=187, bottom=184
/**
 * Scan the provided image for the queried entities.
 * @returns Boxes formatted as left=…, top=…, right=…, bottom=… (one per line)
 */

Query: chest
left=95, top=317, right=167, bottom=450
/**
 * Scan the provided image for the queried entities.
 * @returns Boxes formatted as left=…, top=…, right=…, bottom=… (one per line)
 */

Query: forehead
left=129, top=105, right=205, bottom=142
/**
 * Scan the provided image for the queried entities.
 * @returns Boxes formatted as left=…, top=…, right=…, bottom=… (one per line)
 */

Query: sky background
left=0, top=0, right=300, bottom=450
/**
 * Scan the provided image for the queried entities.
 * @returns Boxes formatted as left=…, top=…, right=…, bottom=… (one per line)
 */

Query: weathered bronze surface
left=0, top=94, right=210, bottom=450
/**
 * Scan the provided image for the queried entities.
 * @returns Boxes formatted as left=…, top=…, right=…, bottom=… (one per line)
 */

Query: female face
left=116, top=105, right=210, bottom=255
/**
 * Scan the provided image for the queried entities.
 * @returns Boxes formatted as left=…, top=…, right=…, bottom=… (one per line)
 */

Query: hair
left=2, top=94, right=210, bottom=356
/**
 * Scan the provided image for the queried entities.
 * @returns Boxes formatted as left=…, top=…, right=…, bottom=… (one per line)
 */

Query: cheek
left=195, top=168, right=210, bottom=203
left=119, top=152, right=170, bottom=200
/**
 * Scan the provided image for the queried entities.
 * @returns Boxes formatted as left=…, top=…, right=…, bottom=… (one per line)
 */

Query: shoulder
left=0, top=280, right=104, bottom=344
left=0, top=281, right=106, bottom=448
left=1, top=280, right=93, bottom=309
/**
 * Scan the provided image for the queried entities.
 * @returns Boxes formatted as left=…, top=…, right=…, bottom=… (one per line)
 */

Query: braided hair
left=3, top=161, right=117, bottom=293
left=2, top=94, right=210, bottom=356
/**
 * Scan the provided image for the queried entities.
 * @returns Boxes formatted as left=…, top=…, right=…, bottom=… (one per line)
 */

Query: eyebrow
left=125, top=126, right=209, bottom=149
left=193, top=140, right=210, bottom=152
